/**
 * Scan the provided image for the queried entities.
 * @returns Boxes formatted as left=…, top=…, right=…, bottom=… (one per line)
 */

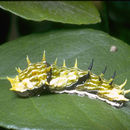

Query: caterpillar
left=7, top=52, right=130, bottom=107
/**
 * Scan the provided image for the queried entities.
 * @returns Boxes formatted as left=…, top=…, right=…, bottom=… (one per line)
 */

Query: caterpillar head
left=7, top=52, right=51, bottom=97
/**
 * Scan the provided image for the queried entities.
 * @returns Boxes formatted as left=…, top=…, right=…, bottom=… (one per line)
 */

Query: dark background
left=0, top=2, right=130, bottom=45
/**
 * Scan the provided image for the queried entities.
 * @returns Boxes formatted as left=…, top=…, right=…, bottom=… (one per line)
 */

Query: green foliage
left=0, top=1, right=101, bottom=24
left=0, top=1, right=130, bottom=130
left=0, top=29, right=130, bottom=129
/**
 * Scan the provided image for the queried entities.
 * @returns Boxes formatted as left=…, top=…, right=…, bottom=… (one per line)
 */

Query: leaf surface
left=0, top=29, right=130, bottom=129
left=0, top=1, right=101, bottom=24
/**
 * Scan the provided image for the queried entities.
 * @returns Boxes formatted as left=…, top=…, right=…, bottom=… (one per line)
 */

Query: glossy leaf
left=0, top=29, right=130, bottom=129
left=0, top=1, right=101, bottom=24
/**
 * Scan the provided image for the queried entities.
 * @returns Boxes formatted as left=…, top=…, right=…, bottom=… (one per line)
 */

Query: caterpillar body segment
left=7, top=53, right=130, bottom=107
left=7, top=55, right=51, bottom=97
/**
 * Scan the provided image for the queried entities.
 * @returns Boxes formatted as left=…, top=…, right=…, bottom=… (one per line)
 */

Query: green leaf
left=0, top=29, right=130, bottom=129
left=0, top=1, right=101, bottom=24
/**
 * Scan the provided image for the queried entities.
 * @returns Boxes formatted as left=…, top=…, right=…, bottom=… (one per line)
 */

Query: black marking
left=109, top=81, right=113, bottom=85
left=86, top=90, right=98, bottom=94
left=99, top=76, right=101, bottom=81
left=88, top=59, right=94, bottom=71
left=112, top=71, right=116, bottom=79
left=65, top=72, right=90, bottom=90
left=15, top=84, right=50, bottom=98
left=46, top=62, right=52, bottom=83
left=109, top=71, right=116, bottom=85
left=99, top=66, right=107, bottom=81
left=102, top=66, right=107, bottom=74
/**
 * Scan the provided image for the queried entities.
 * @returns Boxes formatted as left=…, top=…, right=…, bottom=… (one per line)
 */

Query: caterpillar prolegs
left=7, top=52, right=130, bottom=107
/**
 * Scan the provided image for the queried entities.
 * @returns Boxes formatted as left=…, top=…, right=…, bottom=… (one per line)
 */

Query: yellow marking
left=46, top=66, right=51, bottom=72
left=119, top=79, right=127, bottom=89
left=45, top=81, right=49, bottom=85
left=26, top=55, right=31, bottom=65
left=54, top=58, right=57, bottom=65
left=16, top=67, right=22, bottom=73
left=109, top=78, right=113, bottom=82
left=124, top=90, right=130, bottom=95
left=74, top=58, right=78, bottom=68
left=63, top=59, right=66, bottom=67
left=100, top=73, right=104, bottom=78
left=42, top=50, right=46, bottom=61
left=7, top=77, right=14, bottom=83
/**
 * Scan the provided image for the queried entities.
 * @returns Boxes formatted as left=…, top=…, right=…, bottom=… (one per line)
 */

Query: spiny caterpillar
left=7, top=52, right=130, bottom=107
